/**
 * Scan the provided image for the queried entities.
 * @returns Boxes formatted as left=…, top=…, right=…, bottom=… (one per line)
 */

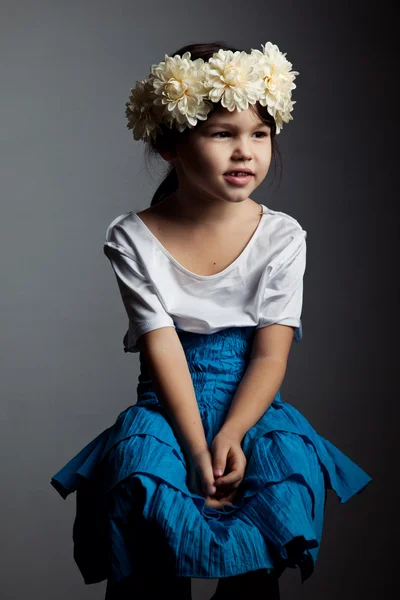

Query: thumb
left=213, top=452, right=227, bottom=479
left=200, top=462, right=217, bottom=496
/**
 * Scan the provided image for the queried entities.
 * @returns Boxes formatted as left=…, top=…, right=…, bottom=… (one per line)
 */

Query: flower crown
left=125, top=42, right=299, bottom=143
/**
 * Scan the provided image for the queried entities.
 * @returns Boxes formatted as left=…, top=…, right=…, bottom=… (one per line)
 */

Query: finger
left=215, top=471, right=242, bottom=487
left=202, top=475, right=216, bottom=495
left=197, top=456, right=217, bottom=496
left=224, top=451, right=245, bottom=475
left=191, top=469, right=207, bottom=497
left=206, top=486, right=240, bottom=507
left=204, top=495, right=233, bottom=509
left=216, top=451, right=246, bottom=485
left=215, top=480, right=241, bottom=493
left=212, top=449, right=227, bottom=479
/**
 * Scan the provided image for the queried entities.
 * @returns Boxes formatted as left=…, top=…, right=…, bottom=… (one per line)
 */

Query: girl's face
left=163, top=106, right=272, bottom=206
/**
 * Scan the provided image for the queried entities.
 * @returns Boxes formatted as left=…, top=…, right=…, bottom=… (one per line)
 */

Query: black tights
left=106, top=568, right=282, bottom=600
left=211, top=568, right=282, bottom=599
left=105, top=571, right=192, bottom=599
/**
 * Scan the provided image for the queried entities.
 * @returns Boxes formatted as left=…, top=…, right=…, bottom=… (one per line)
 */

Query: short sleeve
left=256, top=231, right=307, bottom=343
left=103, top=218, right=175, bottom=353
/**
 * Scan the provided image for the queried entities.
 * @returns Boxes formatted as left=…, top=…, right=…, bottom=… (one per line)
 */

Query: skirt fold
left=50, top=326, right=372, bottom=588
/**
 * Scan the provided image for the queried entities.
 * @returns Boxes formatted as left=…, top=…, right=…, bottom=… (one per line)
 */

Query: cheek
left=200, top=145, right=228, bottom=169
left=261, top=145, right=272, bottom=169
left=185, top=145, right=223, bottom=174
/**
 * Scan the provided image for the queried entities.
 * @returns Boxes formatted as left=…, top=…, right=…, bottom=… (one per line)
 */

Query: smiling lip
left=224, top=169, right=254, bottom=175
left=223, top=173, right=254, bottom=186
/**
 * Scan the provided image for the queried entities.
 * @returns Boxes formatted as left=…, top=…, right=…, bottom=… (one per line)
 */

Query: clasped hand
left=187, top=430, right=247, bottom=510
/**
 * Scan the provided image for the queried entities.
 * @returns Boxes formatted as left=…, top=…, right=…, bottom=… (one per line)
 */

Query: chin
left=225, top=191, right=252, bottom=202
left=205, top=184, right=252, bottom=204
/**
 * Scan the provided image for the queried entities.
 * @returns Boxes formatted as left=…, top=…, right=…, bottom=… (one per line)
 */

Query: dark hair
left=143, top=41, right=283, bottom=207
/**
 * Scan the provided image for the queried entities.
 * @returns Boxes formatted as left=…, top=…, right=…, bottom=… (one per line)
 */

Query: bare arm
left=139, top=326, right=209, bottom=460
left=219, top=323, right=295, bottom=442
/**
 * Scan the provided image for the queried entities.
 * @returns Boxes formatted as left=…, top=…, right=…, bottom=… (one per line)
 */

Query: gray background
left=1, top=1, right=396, bottom=598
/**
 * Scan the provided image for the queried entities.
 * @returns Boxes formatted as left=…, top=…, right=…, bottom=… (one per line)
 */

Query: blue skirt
left=50, top=326, right=372, bottom=591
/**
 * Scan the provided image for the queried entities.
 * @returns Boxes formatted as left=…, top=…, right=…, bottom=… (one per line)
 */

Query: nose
left=232, top=136, right=253, bottom=161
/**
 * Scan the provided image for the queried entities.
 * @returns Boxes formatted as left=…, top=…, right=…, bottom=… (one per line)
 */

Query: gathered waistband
left=174, top=324, right=256, bottom=352
left=136, top=326, right=257, bottom=406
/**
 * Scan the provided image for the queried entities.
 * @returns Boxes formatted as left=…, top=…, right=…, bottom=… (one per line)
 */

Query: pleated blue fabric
left=50, top=325, right=372, bottom=592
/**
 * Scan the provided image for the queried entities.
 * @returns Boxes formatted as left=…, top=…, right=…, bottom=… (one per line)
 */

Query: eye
left=211, top=131, right=269, bottom=138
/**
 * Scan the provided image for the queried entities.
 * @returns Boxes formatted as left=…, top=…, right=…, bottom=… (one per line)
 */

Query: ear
left=158, top=148, right=178, bottom=164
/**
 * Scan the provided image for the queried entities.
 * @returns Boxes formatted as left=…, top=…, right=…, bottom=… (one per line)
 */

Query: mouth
left=223, top=171, right=254, bottom=186
left=224, top=170, right=255, bottom=176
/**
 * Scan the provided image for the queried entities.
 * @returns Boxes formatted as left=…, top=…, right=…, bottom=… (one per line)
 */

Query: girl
left=50, top=41, right=372, bottom=599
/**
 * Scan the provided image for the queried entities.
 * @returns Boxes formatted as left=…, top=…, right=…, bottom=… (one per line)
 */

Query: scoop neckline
left=131, top=204, right=268, bottom=281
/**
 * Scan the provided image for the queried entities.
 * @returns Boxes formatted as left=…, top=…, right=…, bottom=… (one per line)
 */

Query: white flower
left=125, top=80, right=162, bottom=142
left=267, top=99, right=296, bottom=134
left=251, top=42, right=299, bottom=132
left=148, top=52, right=213, bottom=132
left=203, top=49, right=263, bottom=112
left=125, top=42, right=299, bottom=141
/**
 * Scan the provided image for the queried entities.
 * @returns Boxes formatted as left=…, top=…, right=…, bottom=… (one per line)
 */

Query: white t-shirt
left=103, top=203, right=307, bottom=353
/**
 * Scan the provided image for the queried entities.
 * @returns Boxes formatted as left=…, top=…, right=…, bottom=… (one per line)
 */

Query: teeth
left=228, top=172, right=250, bottom=176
